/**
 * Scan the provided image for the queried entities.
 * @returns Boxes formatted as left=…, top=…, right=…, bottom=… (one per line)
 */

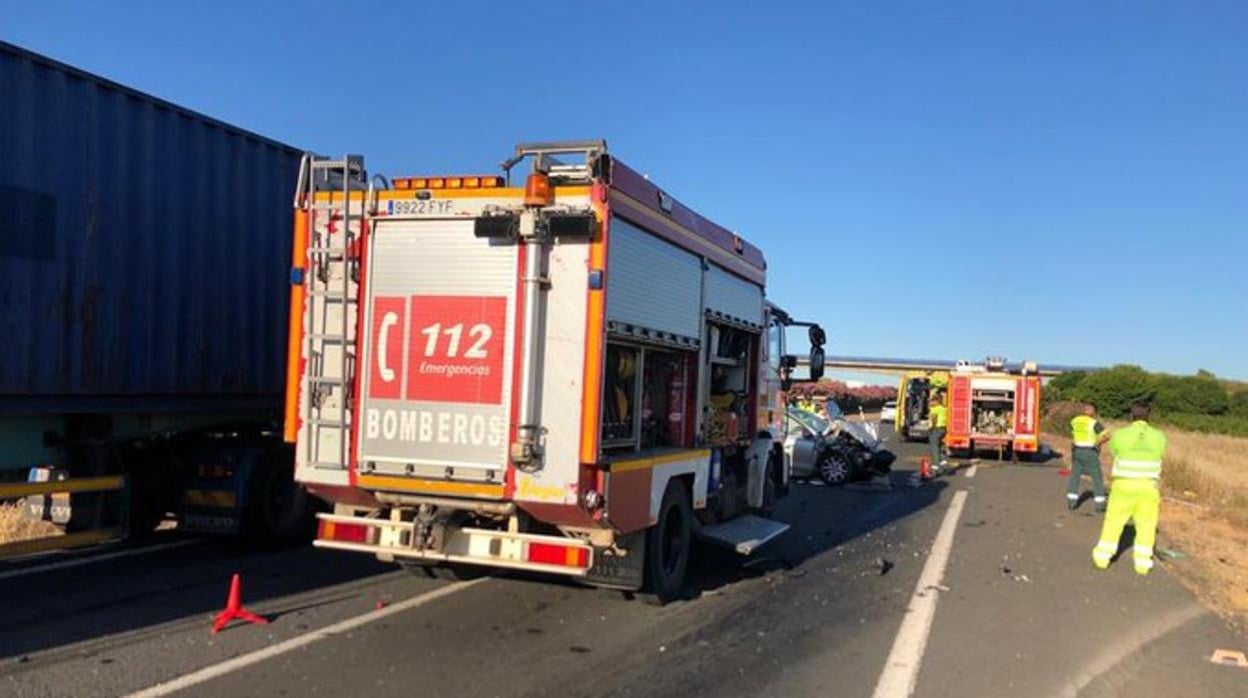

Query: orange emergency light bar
left=392, top=175, right=504, bottom=190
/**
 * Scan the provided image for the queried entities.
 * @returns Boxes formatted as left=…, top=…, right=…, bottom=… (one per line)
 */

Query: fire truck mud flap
left=694, top=515, right=790, bottom=555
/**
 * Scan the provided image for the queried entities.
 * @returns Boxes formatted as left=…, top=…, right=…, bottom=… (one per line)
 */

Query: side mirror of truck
left=808, top=347, right=825, bottom=381
left=808, top=325, right=826, bottom=348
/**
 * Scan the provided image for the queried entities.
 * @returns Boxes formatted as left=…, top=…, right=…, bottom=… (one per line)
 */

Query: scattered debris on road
left=1209, top=648, right=1248, bottom=669
left=876, top=557, right=894, bottom=575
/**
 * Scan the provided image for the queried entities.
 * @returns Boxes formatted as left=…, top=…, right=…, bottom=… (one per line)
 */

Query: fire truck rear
left=944, top=358, right=1042, bottom=459
left=284, top=141, right=824, bottom=601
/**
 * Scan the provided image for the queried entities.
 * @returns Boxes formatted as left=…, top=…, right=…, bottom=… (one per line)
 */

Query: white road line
left=872, top=489, right=969, bottom=698
left=125, top=578, right=487, bottom=698
left=964, top=465, right=978, bottom=479
left=0, top=538, right=205, bottom=581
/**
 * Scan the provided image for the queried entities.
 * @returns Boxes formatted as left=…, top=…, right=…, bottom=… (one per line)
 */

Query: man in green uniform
left=1092, top=403, right=1167, bottom=575
left=928, top=395, right=949, bottom=472
left=1067, top=405, right=1109, bottom=512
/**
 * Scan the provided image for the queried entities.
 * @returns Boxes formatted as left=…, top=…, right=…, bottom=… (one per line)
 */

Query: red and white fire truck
left=943, top=358, right=1042, bottom=459
left=283, top=141, right=825, bottom=601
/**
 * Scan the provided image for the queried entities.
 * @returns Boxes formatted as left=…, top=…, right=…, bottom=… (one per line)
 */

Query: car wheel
left=818, top=451, right=852, bottom=486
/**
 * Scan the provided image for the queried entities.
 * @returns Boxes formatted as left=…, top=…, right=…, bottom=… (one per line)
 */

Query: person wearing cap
left=1092, top=402, right=1167, bottom=575
left=1067, top=405, right=1109, bottom=511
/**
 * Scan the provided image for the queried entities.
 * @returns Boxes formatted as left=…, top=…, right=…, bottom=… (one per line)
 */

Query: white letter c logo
left=377, top=312, right=398, bottom=382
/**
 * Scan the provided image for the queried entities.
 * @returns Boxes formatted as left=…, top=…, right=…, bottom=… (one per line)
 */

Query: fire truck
left=944, top=358, right=1042, bottom=459
left=284, top=141, right=825, bottom=602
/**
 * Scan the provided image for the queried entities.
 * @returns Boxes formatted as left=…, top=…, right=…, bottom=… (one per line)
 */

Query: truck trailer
left=0, top=42, right=315, bottom=543
left=290, top=141, right=825, bottom=601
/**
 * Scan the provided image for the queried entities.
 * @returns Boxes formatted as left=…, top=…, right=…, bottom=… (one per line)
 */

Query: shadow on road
left=680, top=471, right=951, bottom=600
left=0, top=540, right=394, bottom=660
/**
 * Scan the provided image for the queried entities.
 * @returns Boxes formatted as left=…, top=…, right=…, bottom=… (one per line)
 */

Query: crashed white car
left=783, top=404, right=896, bottom=486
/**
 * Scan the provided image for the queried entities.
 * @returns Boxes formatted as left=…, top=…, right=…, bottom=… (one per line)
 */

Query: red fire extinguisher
left=664, top=366, right=685, bottom=446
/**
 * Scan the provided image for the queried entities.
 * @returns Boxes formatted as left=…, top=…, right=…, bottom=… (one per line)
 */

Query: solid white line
left=964, top=465, right=978, bottom=479
left=872, top=489, right=969, bottom=698
left=125, top=578, right=486, bottom=698
left=0, top=538, right=205, bottom=581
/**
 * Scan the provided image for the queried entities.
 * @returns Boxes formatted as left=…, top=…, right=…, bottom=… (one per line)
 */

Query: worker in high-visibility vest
left=928, top=394, right=949, bottom=471
left=1067, top=405, right=1109, bottom=511
left=1092, top=403, right=1167, bottom=575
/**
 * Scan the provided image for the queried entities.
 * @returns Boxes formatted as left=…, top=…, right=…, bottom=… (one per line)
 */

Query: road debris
left=1159, top=548, right=1186, bottom=561
left=1209, top=649, right=1247, bottom=668
left=876, top=557, right=894, bottom=576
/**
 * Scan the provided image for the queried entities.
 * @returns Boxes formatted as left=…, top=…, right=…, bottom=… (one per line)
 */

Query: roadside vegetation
left=788, top=379, right=893, bottom=412
left=1044, top=365, right=1248, bottom=437
left=0, top=502, right=59, bottom=546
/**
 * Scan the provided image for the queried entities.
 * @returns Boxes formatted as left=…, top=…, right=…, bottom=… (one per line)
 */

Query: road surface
left=2, top=427, right=1244, bottom=697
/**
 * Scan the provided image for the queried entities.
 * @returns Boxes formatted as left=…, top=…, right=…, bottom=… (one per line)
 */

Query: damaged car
left=783, top=403, right=896, bottom=486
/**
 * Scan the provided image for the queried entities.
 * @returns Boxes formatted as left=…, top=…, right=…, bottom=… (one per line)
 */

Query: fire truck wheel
left=642, top=479, right=692, bottom=605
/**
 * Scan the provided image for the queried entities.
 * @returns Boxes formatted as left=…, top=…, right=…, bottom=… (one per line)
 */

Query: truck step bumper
left=313, top=513, right=593, bottom=577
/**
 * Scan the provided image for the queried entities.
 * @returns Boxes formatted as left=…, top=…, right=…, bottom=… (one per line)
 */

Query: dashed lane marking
left=872, top=489, right=969, bottom=698
left=964, top=465, right=978, bottom=479
left=124, top=578, right=487, bottom=697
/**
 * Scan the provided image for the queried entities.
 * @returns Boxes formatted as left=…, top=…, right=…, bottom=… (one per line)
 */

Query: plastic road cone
left=919, top=456, right=932, bottom=480
left=211, top=573, right=269, bottom=634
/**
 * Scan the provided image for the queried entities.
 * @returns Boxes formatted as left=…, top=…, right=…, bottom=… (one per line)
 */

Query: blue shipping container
left=0, top=41, right=302, bottom=415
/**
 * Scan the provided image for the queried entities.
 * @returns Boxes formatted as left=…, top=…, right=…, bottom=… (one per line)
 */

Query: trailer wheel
left=244, top=447, right=315, bottom=547
left=642, top=479, right=692, bottom=605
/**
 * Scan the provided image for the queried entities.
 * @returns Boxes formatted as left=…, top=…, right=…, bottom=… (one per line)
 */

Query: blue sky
left=6, top=1, right=1247, bottom=381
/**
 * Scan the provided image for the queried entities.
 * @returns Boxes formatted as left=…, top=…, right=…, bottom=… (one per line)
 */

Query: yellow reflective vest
left=1070, top=414, right=1102, bottom=448
left=1108, top=420, right=1166, bottom=480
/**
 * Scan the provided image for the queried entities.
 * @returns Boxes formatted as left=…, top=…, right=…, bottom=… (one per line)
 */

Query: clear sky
left=6, top=1, right=1247, bottom=380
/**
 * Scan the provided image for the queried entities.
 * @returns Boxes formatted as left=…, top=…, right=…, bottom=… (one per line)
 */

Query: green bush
left=1229, top=390, right=1248, bottom=417
left=1158, top=412, right=1248, bottom=438
left=1067, top=365, right=1156, bottom=419
left=1043, top=372, right=1087, bottom=406
left=1154, top=374, right=1230, bottom=415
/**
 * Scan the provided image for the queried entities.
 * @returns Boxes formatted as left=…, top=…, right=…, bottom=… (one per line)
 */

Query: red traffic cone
left=919, top=456, right=932, bottom=480
left=211, top=573, right=269, bottom=634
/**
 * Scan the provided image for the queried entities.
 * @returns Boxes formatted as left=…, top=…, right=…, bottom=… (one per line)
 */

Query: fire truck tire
left=244, top=448, right=315, bottom=547
left=642, top=479, right=692, bottom=605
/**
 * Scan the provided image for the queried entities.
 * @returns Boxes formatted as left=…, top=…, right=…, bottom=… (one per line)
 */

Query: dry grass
left=1046, top=424, right=1248, bottom=619
left=0, top=501, right=61, bottom=545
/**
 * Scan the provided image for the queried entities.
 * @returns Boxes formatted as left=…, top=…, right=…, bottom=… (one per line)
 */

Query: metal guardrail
left=0, top=475, right=128, bottom=560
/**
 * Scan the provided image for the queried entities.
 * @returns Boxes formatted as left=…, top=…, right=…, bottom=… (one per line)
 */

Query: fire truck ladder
left=298, top=154, right=365, bottom=471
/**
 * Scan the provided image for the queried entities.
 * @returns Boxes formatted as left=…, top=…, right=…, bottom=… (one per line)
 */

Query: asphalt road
left=2, top=427, right=1244, bottom=697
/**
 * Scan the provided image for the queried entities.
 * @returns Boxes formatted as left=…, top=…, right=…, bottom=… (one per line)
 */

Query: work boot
left=1094, top=500, right=1107, bottom=514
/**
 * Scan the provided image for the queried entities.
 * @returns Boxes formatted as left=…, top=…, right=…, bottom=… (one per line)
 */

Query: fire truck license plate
left=387, top=199, right=455, bottom=216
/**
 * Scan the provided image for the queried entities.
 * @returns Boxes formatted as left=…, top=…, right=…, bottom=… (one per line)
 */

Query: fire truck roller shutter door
left=605, top=217, right=701, bottom=341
